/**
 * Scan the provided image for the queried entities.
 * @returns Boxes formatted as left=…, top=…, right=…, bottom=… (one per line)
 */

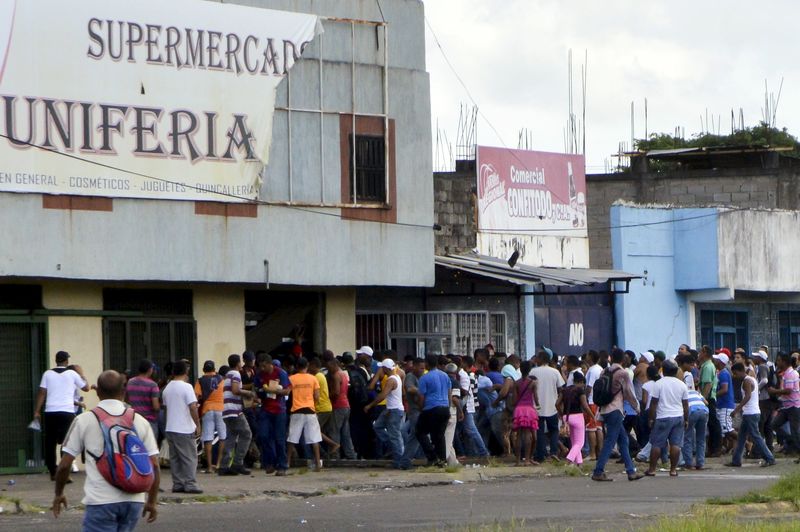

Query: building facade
left=0, top=0, right=433, bottom=471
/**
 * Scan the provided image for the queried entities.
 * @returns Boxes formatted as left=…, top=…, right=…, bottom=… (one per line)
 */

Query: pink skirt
left=513, top=404, right=539, bottom=431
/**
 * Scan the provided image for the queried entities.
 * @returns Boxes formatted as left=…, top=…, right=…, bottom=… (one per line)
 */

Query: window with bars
left=350, top=134, right=386, bottom=203
left=104, top=318, right=196, bottom=377
left=779, top=311, right=800, bottom=352
left=700, top=310, right=748, bottom=353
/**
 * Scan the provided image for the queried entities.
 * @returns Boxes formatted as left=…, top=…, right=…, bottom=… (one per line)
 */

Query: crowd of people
left=36, top=343, right=800, bottom=506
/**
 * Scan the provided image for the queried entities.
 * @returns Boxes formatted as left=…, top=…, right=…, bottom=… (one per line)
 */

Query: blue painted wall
left=611, top=205, right=719, bottom=355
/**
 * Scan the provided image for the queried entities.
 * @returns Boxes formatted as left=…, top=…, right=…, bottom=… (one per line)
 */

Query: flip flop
left=644, top=471, right=656, bottom=477
left=669, top=470, right=678, bottom=477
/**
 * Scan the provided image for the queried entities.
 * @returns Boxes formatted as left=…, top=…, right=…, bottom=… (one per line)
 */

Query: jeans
left=373, top=409, right=404, bottom=467
left=399, top=411, right=421, bottom=468
left=83, top=502, right=143, bottom=532
left=221, top=414, right=252, bottom=469
left=771, top=407, right=800, bottom=453
left=257, top=410, right=288, bottom=471
left=758, top=400, right=777, bottom=451
left=535, top=414, right=560, bottom=462
left=733, top=414, right=775, bottom=466
left=416, top=406, right=450, bottom=464
left=461, top=412, right=489, bottom=457
left=594, top=410, right=636, bottom=476
left=682, top=410, right=708, bottom=468
left=332, top=408, right=357, bottom=459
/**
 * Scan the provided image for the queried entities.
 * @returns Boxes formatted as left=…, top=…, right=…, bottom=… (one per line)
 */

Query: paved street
left=2, top=461, right=791, bottom=531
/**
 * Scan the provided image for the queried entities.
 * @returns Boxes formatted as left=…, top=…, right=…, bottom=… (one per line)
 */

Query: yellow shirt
left=314, top=372, right=333, bottom=413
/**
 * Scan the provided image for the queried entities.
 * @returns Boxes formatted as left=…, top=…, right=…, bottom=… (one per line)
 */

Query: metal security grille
left=356, top=311, right=506, bottom=358
left=103, top=319, right=197, bottom=376
left=351, top=134, right=386, bottom=202
left=0, top=320, right=46, bottom=470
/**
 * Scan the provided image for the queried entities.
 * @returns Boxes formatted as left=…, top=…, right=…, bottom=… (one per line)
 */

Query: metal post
left=383, top=23, right=390, bottom=206
left=288, top=64, right=293, bottom=202
left=319, top=29, right=325, bottom=203
left=351, top=21, right=357, bottom=206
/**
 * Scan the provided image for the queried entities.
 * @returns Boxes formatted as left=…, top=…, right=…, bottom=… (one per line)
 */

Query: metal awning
left=435, top=253, right=640, bottom=288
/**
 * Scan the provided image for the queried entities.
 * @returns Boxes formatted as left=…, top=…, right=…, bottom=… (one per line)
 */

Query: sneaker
left=184, top=488, right=203, bottom=494
left=217, top=468, right=239, bottom=476
left=591, top=473, right=613, bottom=482
left=232, top=466, right=252, bottom=475
left=724, top=462, right=741, bottom=468
left=760, top=461, right=776, bottom=468
left=264, top=467, right=276, bottom=475
left=628, top=472, right=644, bottom=481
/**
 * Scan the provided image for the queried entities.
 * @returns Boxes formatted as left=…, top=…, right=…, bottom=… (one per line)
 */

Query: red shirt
left=332, top=371, right=350, bottom=410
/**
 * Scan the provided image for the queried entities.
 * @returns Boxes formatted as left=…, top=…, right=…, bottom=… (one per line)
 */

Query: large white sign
left=0, top=0, right=319, bottom=202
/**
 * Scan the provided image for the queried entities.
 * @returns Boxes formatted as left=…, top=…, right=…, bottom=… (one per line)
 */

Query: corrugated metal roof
left=435, top=253, right=641, bottom=287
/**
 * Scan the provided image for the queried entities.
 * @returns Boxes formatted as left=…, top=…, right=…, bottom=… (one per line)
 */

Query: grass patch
left=0, top=496, right=47, bottom=514
left=485, top=457, right=504, bottom=469
left=188, top=495, right=227, bottom=504
left=325, top=487, right=339, bottom=495
left=452, top=517, right=528, bottom=531
left=706, top=471, right=800, bottom=507
left=444, top=465, right=462, bottom=473
left=368, top=472, right=379, bottom=477
left=294, top=467, right=309, bottom=476
left=642, top=510, right=800, bottom=532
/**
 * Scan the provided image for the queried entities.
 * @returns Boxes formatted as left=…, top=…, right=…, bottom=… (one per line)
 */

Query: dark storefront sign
left=534, top=289, right=614, bottom=356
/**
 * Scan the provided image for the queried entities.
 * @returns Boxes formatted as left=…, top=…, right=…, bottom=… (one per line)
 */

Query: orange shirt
left=289, top=372, right=319, bottom=413
left=194, top=373, right=224, bottom=415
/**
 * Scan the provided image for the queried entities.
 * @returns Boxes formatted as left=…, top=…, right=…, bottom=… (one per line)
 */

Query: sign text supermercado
left=476, top=146, right=588, bottom=236
left=0, top=0, right=319, bottom=201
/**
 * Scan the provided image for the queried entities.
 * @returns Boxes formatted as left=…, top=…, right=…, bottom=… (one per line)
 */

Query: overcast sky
left=424, top=0, right=799, bottom=172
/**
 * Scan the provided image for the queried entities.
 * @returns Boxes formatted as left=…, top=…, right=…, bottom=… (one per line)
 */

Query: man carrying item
left=287, top=357, right=323, bottom=471
left=591, top=349, right=643, bottom=482
left=727, top=362, right=775, bottom=467
left=162, top=360, right=202, bottom=494
left=254, top=354, right=291, bottom=475
left=645, top=360, right=689, bottom=477
left=365, top=358, right=405, bottom=468
left=194, top=360, right=226, bottom=474
left=219, top=354, right=255, bottom=476
left=52, top=370, right=160, bottom=531
left=34, top=351, right=91, bottom=480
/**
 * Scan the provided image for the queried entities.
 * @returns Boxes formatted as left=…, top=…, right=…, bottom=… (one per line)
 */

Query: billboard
left=0, top=0, right=319, bottom=202
left=476, top=146, right=587, bottom=236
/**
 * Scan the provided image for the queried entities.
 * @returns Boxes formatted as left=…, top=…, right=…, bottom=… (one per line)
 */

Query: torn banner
left=0, top=0, right=320, bottom=202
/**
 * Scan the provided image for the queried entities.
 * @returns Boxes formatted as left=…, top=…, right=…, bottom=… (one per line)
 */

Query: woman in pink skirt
left=509, top=361, right=539, bottom=466
left=557, top=372, right=593, bottom=465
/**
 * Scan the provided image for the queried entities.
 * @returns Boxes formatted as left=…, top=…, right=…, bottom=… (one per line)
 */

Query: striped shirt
left=778, top=367, right=800, bottom=409
left=687, top=390, right=708, bottom=415
left=223, top=369, right=244, bottom=418
left=125, top=376, right=159, bottom=422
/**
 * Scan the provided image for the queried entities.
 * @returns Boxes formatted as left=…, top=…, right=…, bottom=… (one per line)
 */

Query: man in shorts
left=287, top=357, right=323, bottom=471
left=645, top=360, right=689, bottom=477
left=713, top=353, right=737, bottom=452
left=194, top=360, right=226, bottom=473
left=584, top=350, right=604, bottom=460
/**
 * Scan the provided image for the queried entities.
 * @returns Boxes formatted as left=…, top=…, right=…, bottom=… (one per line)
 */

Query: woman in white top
left=728, top=363, right=775, bottom=467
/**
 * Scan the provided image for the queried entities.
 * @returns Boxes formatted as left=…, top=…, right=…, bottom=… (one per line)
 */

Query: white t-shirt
left=642, top=380, right=656, bottom=410
left=40, top=368, right=86, bottom=413
left=741, top=375, right=760, bottom=416
left=566, top=368, right=583, bottom=386
left=650, top=376, right=689, bottom=419
left=529, top=365, right=565, bottom=417
left=62, top=399, right=158, bottom=505
left=585, top=364, right=603, bottom=405
left=683, top=372, right=695, bottom=391
left=163, top=379, right=197, bottom=434
left=458, top=369, right=475, bottom=413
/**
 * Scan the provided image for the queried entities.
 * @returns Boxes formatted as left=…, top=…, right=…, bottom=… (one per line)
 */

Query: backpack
left=592, top=367, right=620, bottom=407
left=197, top=374, right=222, bottom=406
left=88, top=407, right=154, bottom=494
left=347, top=367, right=369, bottom=407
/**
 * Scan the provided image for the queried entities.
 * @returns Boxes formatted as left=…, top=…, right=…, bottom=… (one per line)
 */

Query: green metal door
left=0, top=319, right=47, bottom=472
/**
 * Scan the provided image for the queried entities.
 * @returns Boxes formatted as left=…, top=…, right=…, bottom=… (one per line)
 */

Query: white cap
left=752, top=350, right=768, bottom=362
left=380, top=359, right=395, bottom=370
left=712, top=353, right=730, bottom=366
left=355, top=346, right=374, bottom=357
left=640, top=352, right=654, bottom=364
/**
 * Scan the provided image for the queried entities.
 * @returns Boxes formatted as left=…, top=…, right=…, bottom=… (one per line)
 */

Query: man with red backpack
left=53, top=370, right=159, bottom=530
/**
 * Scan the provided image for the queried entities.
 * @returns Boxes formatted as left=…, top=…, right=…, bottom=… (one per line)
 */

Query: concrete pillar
left=325, top=288, right=356, bottom=354
left=194, top=286, right=246, bottom=374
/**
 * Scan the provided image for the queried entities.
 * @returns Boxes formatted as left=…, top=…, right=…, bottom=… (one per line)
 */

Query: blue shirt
left=716, top=369, right=735, bottom=409
left=487, top=371, right=504, bottom=387
left=418, top=369, right=452, bottom=410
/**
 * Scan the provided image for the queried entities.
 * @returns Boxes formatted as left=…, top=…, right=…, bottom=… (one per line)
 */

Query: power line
left=0, top=132, right=437, bottom=231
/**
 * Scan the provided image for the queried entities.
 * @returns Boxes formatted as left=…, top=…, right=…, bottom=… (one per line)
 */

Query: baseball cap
left=445, top=363, right=458, bottom=374
left=380, top=359, right=396, bottom=370
left=715, top=347, right=731, bottom=357
left=654, top=350, right=666, bottom=361
left=640, top=352, right=655, bottom=364
left=340, top=352, right=355, bottom=365
left=540, top=346, right=554, bottom=361
left=356, top=346, right=374, bottom=357
left=55, top=351, right=70, bottom=363
left=712, top=353, right=730, bottom=365
left=202, top=360, right=215, bottom=372
left=752, top=350, right=768, bottom=362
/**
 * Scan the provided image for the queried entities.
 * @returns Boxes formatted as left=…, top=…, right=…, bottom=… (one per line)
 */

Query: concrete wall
left=588, top=165, right=800, bottom=269
left=0, top=0, right=434, bottom=288
left=434, top=171, right=477, bottom=256
left=42, top=282, right=104, bottom=410
left=325, top=287, right=356, bottom=353
left=194, top=286, right=246, bottom=370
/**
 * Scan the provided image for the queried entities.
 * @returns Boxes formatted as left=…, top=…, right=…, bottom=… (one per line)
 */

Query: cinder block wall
left=434, top=171, right=477, bottom=255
